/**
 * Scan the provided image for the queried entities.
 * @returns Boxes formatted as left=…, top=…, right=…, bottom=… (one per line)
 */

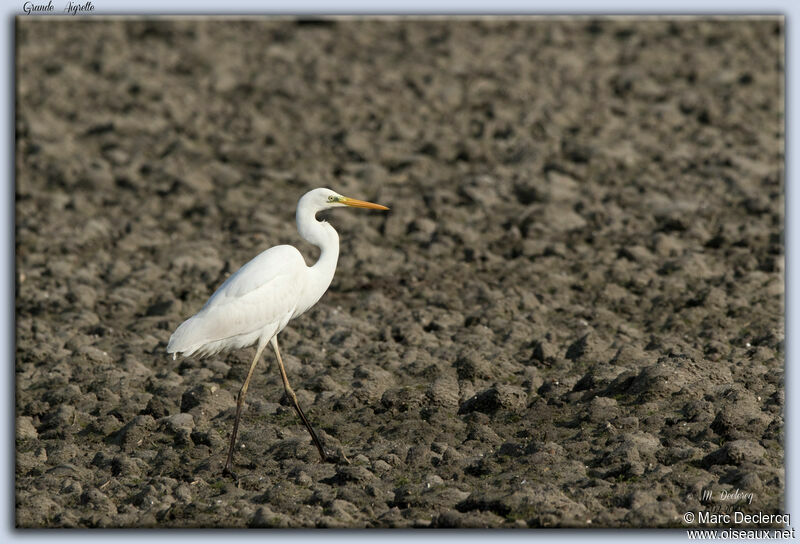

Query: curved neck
left=296, top=196, right=340, bottom=285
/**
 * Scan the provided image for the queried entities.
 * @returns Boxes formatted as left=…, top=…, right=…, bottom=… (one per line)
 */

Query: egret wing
left=204, top=245, right=306, bottom=305
left=168, top=245, right=308, bottom=355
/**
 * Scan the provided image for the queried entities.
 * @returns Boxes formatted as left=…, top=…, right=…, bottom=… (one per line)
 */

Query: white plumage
left=167, top=246, right=305, bottom=358
left=166, top=187, right=389, bottom=476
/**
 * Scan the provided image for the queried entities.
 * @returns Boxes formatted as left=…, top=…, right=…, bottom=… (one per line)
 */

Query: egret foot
left=333, top=447, right=351, bottom=465
left=222, top=464, right=239, bottom=482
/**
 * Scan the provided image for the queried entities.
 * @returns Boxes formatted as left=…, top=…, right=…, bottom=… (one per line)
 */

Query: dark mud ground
left=15, top=17, right=784, bottom=528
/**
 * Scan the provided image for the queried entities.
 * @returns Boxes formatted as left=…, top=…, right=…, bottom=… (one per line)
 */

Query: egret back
left=167, top=245, right=308, bottom=358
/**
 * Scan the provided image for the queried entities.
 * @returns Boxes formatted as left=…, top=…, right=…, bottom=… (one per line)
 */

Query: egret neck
left=294, top=192, right=340, bottom=317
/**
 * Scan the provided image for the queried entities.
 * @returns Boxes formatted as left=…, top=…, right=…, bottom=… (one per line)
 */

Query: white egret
left=167, top=187, right=389, bottom=477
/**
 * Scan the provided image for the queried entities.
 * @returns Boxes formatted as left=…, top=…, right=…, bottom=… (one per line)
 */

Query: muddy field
left=15, top=17, right=784, bottom=528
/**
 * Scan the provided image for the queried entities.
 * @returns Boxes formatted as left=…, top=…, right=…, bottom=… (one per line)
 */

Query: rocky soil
left=16, top=17, right=784, bottom=528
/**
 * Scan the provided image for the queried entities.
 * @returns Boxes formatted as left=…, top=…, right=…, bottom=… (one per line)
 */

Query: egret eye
left=328, top=196, right=337, bottom=202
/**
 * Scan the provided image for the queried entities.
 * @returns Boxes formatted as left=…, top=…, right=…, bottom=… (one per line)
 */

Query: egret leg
left=223, top=338, right=268, bottom=479
left=271, top=336, right=330, bottom=462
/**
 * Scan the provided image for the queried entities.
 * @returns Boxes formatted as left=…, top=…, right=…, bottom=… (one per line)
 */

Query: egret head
left=307, top=187, right=389, bottom=211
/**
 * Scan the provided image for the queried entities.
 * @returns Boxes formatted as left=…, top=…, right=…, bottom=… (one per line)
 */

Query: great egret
left=167, top=187, right=389, bottom=477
